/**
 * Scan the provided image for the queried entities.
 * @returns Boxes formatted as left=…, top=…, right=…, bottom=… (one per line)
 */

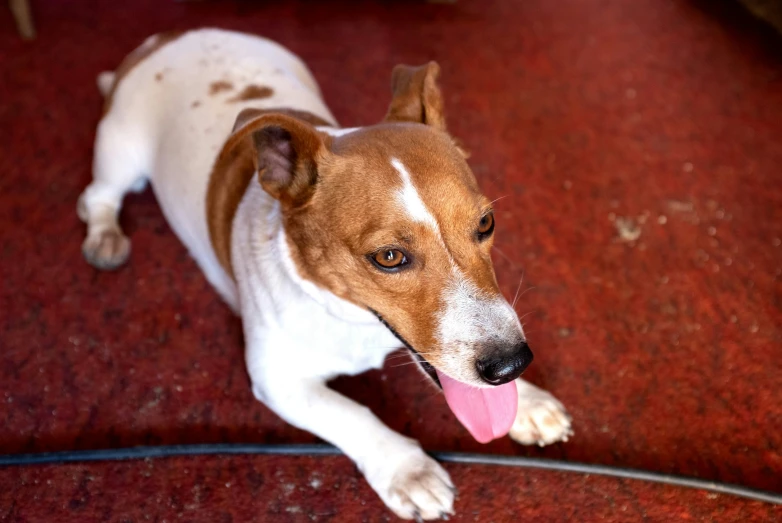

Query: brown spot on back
left=227, top=85, right=274, bottom=103
left=191, top=100, right=201, bottom=108
left=206, top=107, right=335, bottom=277
left=209, top=81, right=234, bottom=95
left=155, top=72, right=163, bottom=82
left=102, top=31, right=183, bottom=114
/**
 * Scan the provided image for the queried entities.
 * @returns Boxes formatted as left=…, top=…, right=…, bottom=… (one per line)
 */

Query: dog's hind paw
left=368, top=449, right=455, bottom=520
left=82, top=229, right=130, bottom=270
left=509, top=381, right=573, bottom=446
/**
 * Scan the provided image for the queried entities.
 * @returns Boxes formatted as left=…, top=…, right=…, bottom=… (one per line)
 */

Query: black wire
left=0, top=444, right=779, bottom=505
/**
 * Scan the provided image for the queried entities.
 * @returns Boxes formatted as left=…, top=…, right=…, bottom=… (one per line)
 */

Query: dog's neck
left=235, top=180, right=380, bottom=327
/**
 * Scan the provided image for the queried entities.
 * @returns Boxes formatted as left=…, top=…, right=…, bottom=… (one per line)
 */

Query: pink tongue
left=436, top=370, right=518, bottom=443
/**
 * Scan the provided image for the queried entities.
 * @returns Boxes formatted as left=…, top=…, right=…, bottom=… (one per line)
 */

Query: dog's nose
left=476, top=342, right=534, bottom=385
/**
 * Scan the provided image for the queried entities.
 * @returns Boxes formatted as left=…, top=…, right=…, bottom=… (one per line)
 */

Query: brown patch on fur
left=227, top=84, right=274, bottom=103
left=206, top=134, right=255, bottom=278
left=102, top=31, right=183, bottom=114
left=209, top=81, right=234, bottom=95
left=155, top=72, right=163, bottom=82
left=206, top=108, right=335, bottom=277
left=191, top=100, right=201, bottom=108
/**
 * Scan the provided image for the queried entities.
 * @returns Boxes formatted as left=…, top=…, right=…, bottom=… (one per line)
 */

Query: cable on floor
left=1, top=443, right=779, bottom=505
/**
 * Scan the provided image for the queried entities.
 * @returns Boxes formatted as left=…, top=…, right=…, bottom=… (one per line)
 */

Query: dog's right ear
left=233, top=110, right=329, bottom=207
left=384, top=61, right=446, bottom=131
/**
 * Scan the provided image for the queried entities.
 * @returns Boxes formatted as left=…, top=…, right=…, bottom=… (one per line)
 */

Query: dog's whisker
left=387, top=351, right=436, bottom=363
left=384, top=351, right=436, bottom=364
left=384, top=352, right=411, bottom=359
left=518, top=310, right=536, bottom=322
left=391, top=360, right=433, bottom=369
left=511, top=270, right=524, bottom=308
left=520, top=285, right=536, bottom=296
left=384, top=354, right=419, bottom=362
left=489, top=195, right=510, bottom=206
left=513, top=286, right=537, bottom=310
left=390, top=361, right=423, bottom=368
left=491, top=245, right=520, bottom=270
left=386, top=348, right=436, bottom=355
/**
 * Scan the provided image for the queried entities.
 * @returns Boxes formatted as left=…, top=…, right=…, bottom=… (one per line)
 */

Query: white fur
left=390, top=157, right=441, bottom=233
left=318, top=126, right=359, bottom=137
left=510, top=379, right=574, bottom=446
left=79, top=29, right=570, bottom=520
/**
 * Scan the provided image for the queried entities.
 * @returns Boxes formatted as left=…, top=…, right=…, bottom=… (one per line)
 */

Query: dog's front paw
left=82, top=229, right=130, bottom=270
left=509, top=382, right=573, bottom=446
left=366, top=448, right=455, bottom=520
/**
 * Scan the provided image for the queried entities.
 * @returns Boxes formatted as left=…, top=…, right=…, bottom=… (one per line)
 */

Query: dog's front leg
left=509, top=378, right=574, bottom=446
left=249, top=360, right=455, bottom=520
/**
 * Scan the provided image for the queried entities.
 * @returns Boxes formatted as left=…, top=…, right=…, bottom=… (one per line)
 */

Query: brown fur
left=102, top=31, right=183, bottom=114
left=385, top=62, right=446, bottom=131
left=209, top=81, right=234, bottom=95
left=206, top=108, right=335, bottom=277
left=228, top=85, right=275, bottom=102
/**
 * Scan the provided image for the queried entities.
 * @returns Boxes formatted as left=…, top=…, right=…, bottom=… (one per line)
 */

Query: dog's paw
left=367, top=449, right=455, bottom=520
left=82, top=229, right=130, bottom=270
left=509, top=383, right=573, bottom=446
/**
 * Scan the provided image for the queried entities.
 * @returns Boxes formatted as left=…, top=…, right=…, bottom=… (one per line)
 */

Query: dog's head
left=237, top=63, right=531, bottom=393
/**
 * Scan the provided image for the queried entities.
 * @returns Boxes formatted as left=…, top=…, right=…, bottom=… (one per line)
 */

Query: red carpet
left=1, top=0, right=781, bottom=520
left=1, top=455, right=779, bottom=522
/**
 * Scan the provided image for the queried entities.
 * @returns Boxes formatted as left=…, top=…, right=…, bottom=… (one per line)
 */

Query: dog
left=78, top=28, right=573, bottom=520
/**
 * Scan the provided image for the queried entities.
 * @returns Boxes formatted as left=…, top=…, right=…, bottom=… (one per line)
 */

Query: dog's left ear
left=384, top=61, right=446, bottom=131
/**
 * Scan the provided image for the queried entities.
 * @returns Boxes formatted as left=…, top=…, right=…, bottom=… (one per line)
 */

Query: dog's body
left=79, top=29, right=572, bottom=520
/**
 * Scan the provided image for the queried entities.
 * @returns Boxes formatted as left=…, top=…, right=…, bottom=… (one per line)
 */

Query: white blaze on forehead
left=390, top=157, right=441, bottom=233
left=316, top=126, right=358, bottom=137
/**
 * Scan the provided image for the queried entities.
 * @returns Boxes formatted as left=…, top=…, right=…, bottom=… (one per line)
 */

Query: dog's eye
left=477, top=212, right=495, bottom=240
left=370, top=249, right=409, bottom=271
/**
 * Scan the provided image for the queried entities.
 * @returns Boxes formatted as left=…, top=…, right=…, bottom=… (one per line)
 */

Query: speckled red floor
left=1, top=0, right=781, bottom=521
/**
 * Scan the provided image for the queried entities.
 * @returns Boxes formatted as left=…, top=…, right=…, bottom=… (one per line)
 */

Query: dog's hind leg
left=78, top=116, right=148, bottom=270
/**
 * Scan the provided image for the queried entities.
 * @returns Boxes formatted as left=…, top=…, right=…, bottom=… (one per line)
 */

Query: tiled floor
left=1, top=0, right=780, bottom=520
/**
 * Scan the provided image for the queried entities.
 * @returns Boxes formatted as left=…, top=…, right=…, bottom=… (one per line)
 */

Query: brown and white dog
left=78, top=29, right=572, bottom=520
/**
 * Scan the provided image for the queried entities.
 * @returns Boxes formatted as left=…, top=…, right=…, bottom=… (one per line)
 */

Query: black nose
left=476, top=342, right=534, bottom=385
